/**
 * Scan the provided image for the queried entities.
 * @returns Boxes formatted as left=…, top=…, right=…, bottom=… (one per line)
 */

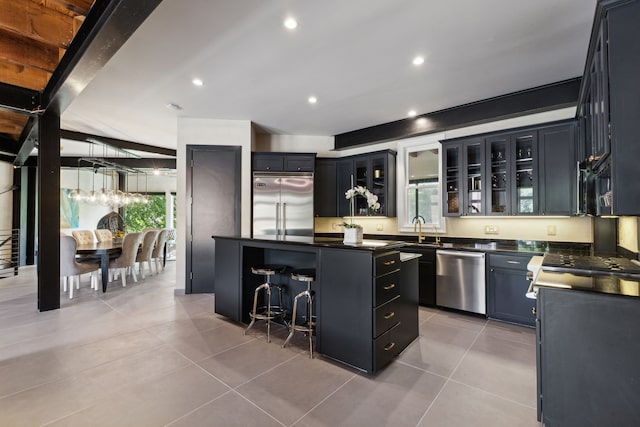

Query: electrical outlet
left=376, top=224, right=383, bottom=231
left=547, top=225, right=557, bottom=236
left=484, top=225, right=499, bottom=235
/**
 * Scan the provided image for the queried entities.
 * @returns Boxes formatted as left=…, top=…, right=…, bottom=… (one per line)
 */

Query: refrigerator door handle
left=281, top=203, right=287, bottom=236
left=275, top=202, right=281, bottom=236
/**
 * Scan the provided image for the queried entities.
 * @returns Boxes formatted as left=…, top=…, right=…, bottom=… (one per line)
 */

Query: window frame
left=396, top=133, right=446, bottom=233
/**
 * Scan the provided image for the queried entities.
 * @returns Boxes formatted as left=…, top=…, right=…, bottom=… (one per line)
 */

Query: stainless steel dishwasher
left=436, top=250, right=486, bottom=314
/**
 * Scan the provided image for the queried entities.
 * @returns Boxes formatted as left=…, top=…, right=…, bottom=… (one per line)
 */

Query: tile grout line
left=229, top=389, right=288, bottom=427
left=414, top=319, right=488, bottom=427
left=287, top=371, right=359, bottom=427
left=162, top=389, right=237, bottom=427
left=446, top=377, right=538, bottom=411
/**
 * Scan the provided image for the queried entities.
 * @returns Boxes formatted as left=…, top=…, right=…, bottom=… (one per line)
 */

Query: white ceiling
left=60, top=0, right=597, bottom=151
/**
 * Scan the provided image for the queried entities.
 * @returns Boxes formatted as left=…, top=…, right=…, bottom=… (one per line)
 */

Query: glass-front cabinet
left=464, top=139, right=485, bottom=215
left=512, top=132, right=537, bottom=215
left=487, top=135, right=509, bottom=215
left=443, top=143, right=462, bottom=216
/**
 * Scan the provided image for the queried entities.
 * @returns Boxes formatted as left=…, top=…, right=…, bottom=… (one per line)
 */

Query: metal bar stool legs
left=282, top=269, right=316, bottom=358
left=245, top=265, right=287, bottom=343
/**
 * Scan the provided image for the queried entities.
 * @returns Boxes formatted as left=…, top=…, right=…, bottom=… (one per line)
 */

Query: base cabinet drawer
left=375, top=252, right=400, bottom=276
left=374, top=323, right=401, bottom=371
left=373, top=296, right=400, bottom=338
left=374, top=271, right=400, bottom=307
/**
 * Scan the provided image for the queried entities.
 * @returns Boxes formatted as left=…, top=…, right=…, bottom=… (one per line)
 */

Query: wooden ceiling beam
left=0, top=0, right=75, bottom=49
left=0, top=111, right=29, bottom=142
left=31, top=0, right=94, bottom=17
left=0, top=28, right=60, bottom=72
left=0, top=58, right=51, bottom=91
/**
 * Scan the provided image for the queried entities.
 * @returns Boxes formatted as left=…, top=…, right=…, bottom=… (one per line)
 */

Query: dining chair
left=94, top=229, right=113, bottom=243
left=136, top=230, right=159, bottom=278
left=71, top=230, right=95, bottom=245
left=108, top=232, right=142, bottom=287
left=60, top=236, right=100, bottom=299
left=151, top=229, right=169, bottom=273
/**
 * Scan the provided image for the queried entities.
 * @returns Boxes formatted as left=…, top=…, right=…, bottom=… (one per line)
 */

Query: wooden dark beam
left=61, top=129, right=177, bottom=157
left=335, top=78, right=581, bottom=149
left=0, top=110, right=30, bottom=141
left=0, top=58, right=51, bottom=91
left=0, top=28, right=60, bottom=72
left=14, top=117, right=38, bottom=165
left=0, top=0, right=75, bottom=48
left=37, top=111, right=61, bottom=311
left=41, top=0, right=95, bottom=17
left=43, top=0, right=163, bottom=115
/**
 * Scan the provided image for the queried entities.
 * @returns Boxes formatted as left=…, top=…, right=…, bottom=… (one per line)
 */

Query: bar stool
left=282, top=269, right=316, bottom=358
left=245, top=265, right=288, bottom=342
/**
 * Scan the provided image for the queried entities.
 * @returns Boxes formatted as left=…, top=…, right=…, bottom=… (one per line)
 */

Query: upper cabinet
left=441, top=121, right=576, bottom=217
left=317, top=150, right=396, bottom=217
left=252, top=153, right=316, bottom=172
left=577, top=0, right=640, bottom=216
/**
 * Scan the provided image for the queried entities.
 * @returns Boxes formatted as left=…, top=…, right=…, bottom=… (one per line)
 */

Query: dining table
left=76, top=240, right=122, bottom=292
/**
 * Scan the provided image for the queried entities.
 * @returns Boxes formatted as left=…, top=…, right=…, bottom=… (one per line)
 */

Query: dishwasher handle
left=436, top=249, right=485, bottom=259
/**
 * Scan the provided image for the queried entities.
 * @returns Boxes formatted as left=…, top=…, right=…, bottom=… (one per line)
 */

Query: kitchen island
left=212, top=235, right=418, bottom=373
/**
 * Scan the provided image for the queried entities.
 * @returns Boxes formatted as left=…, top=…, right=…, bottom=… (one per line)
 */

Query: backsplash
left=315, top=216, right=593, bottom=243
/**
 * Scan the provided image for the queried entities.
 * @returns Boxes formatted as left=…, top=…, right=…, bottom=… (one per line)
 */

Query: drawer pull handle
left=384, top=342, right=396, bottom=351
left=507, top=261, right=521, bottom=264
left=384, top=311, right=395, bottom=320
left=383, top=283, right=396, bottom=290
left=383, top=260, right=396, bottom=266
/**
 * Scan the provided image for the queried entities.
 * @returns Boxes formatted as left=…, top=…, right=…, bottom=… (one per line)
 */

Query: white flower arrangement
left=343, top=185, right=380, bottom=229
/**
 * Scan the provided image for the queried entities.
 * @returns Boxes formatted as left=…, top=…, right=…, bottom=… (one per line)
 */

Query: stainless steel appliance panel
left=436, top=250, right=486, bottom=314
left=252, top=172, right=313, bottom=238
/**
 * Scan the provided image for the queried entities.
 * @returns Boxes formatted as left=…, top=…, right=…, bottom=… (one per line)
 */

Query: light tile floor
left=0, top=264, right=541, bottom=426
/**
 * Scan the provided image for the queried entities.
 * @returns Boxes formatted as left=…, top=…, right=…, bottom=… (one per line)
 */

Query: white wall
left=176, top=118, right=253, bottom=292
left=0, top=162, right=13, bottom=231
left=254, top=133, right=335, bottom=156
left=125, top=173, right=176, bottom=193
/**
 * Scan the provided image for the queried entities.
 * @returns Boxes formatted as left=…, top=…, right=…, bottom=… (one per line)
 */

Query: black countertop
left=212, top=235, right=407, bottom=251
left=533, top=269, right=640, bottom=299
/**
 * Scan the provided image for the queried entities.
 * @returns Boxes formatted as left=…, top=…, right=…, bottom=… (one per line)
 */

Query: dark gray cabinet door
left=487, top=253, right=536, bottom=327
left=314, top=158, right=337, bottom=217
left=188, top=146, right=241, bottom=294
left=539, top=123, right=577, bottom=215
left=336, top=158, right=354, bottom=217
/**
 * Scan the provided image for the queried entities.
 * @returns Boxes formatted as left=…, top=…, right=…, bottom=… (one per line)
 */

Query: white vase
left=343, top=227, right=363, bottom=244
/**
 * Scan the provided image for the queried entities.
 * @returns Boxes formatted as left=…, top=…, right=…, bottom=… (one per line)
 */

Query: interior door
left=187, top=145, right=240, bottom=293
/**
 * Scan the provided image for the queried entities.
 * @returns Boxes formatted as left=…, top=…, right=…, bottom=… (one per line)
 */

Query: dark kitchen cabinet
left=441, top=120, right=576, bottom=217
left=539, top=123, right=577, bottom=215
left=402, top=246, right=436, bottom=306
left=537, top=287, right=640, bottom=426
left=314, top=158, right=337, bottom=217
left=442, top=138, right=485, bottom=216
left=487, top=252, right=537, bottom=327
left=577, top=0, right=640, bottom=216
left=336, top=150, right=396, bottom=217
left=252, top=153, right=316, bottom=172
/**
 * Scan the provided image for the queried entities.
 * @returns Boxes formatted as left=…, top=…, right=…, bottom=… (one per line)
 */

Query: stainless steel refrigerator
left=252, top=172, right=314, bottom=238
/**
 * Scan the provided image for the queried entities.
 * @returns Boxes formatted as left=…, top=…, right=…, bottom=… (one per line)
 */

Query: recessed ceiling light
left=412, top=56, right=425, bottom=66
left=284, top=17, right=298, bottom=30
left=166, top=103, right=183, bottom=111
left=192, top=78, right=204, bottom=87
left=308, top=96, right=317, bottom=104
left=408, top=110, right=417, bottom=117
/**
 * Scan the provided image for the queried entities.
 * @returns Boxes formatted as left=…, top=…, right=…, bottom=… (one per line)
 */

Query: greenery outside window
left=396, top=133, right=445, bottom=232
left=124, top=193, right=169, bottom=232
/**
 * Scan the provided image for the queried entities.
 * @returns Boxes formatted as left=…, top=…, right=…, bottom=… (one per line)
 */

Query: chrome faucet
left=412, top=215, right=425, bottom=243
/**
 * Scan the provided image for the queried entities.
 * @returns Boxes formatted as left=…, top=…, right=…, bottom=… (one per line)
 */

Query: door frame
left=185, top=145, right=241, bottom=294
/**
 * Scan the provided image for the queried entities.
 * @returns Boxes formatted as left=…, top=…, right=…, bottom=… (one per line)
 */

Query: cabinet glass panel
left=371, top=157, right=385, bottom=215
left=489, top=139, right=508, bottom=214
left=354, top=159, right=369, bottom=214
left=444, top=145, right=460, bottom=215
left=514, top=135, right=535, bottom=214
left=466, top=143, right=482, bottom=215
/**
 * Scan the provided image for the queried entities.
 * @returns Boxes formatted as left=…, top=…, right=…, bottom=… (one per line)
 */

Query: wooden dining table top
left=76, top=240, right=123, bottom=254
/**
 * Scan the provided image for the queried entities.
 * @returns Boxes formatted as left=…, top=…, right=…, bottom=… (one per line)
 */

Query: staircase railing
left=0, top=229, right=19, bottom=278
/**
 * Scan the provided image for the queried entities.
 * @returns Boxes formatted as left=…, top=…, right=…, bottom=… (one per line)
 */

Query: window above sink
left=396, top=133, right=445, bottom=233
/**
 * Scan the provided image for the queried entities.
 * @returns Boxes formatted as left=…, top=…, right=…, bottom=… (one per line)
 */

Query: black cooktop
left=542, top=254, right=640, bottom=276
